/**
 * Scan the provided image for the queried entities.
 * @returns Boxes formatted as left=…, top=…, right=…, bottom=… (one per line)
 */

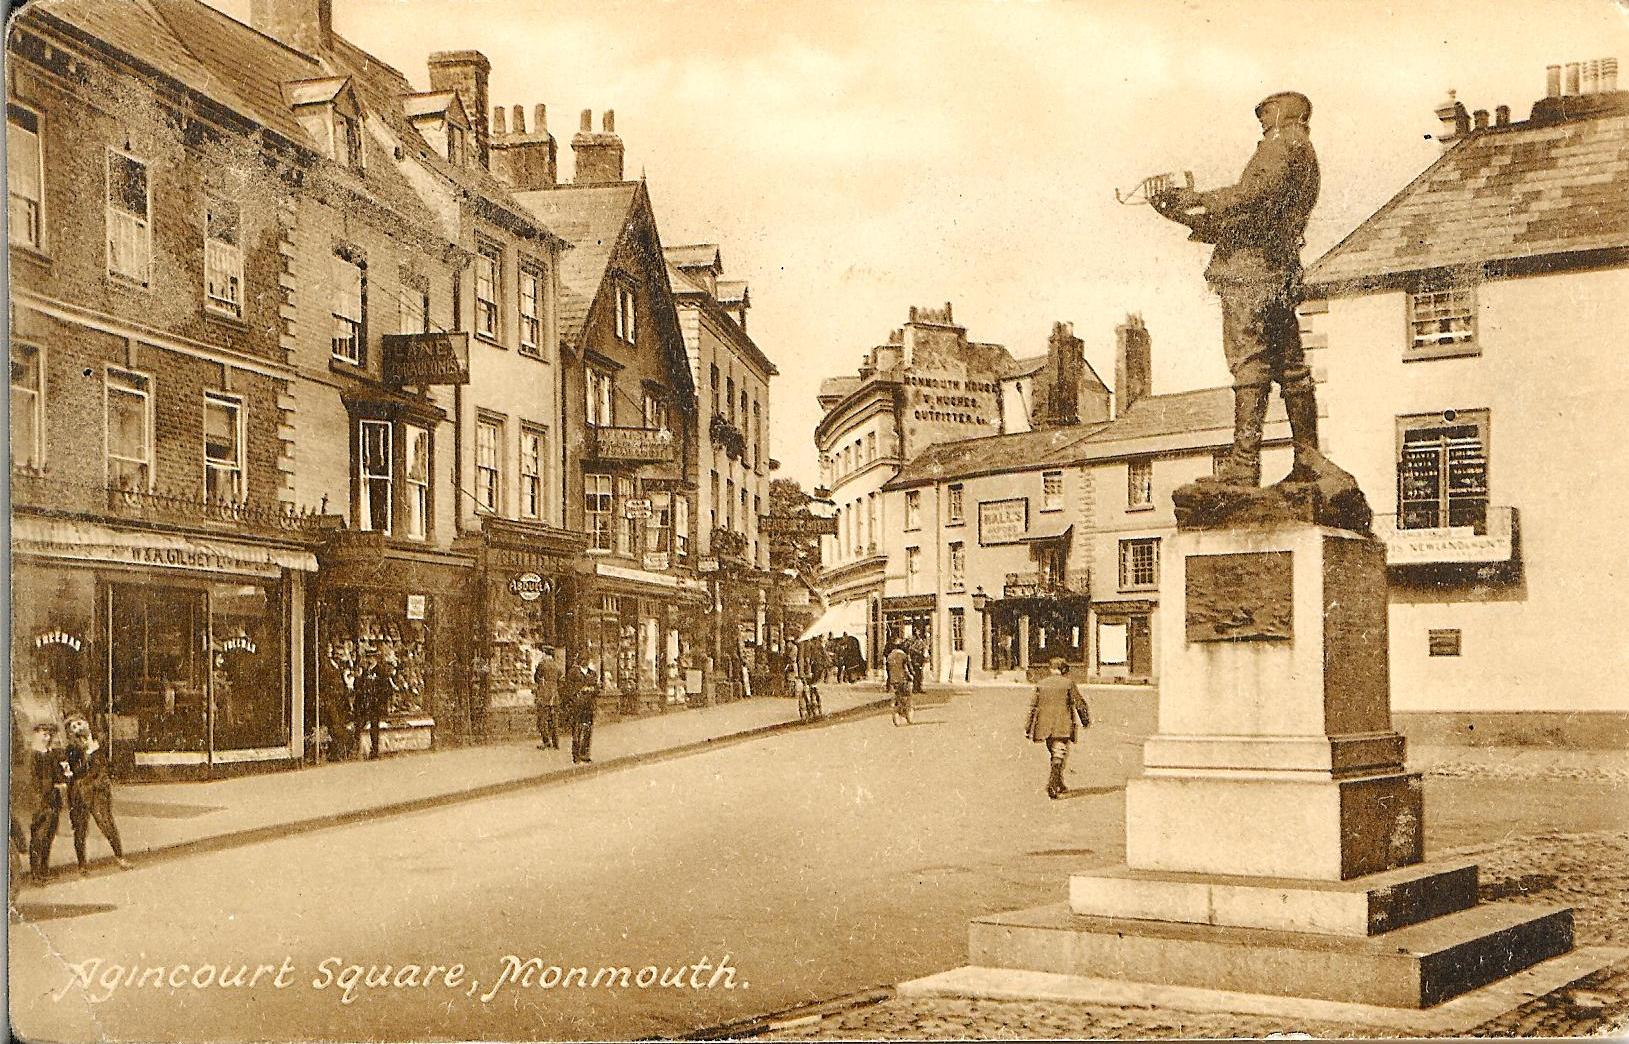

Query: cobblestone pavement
left=768, top=830, right=1629, bottom=1040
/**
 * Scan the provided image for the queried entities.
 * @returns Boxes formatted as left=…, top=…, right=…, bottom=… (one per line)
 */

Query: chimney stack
left=249, top=0, right=332, bottom=55
left=1473, top=108, right=1489, bottom=131
left=1603, top=58, right=1619, bottom=93
left=1532, top=56, right=1627, bottom=124
left=1114, top=314, right=1152, bottom=418
left=1495, top=105, right=1510, bottom=127
left=427, top=51, right=492, bottom=169
left=1434, top=90, right=1471, bottom=148
left=489, top=99, right=558, bottom=191
left=571, top=108, right=625, bottom=184
left=1546, top=64, right=1562, bottom=98
left=1565, top=62, right=1582, bottom=95
left=1035, top=322, right=1084, bottom=428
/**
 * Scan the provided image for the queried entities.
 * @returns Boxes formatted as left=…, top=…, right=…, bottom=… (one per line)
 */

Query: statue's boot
left=1197, top=384, right=1268, bottom=487
left=1282, top=381, right=1332, bottom=484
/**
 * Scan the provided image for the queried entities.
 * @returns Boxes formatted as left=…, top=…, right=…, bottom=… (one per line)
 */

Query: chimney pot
left=512, top=104, right=526, bottom=134
left=602, top=109, right=615, bottom=133
left=580, top=109, right=593, bottom=132
left=1434, top=90, right=1470, bottom=147
left=491, top=105, right=507, bottom=135
left=1546, top=64, right=1562, bottom=98
left=1603, top=58, right=1620, bottom=93
left=1584, top=59, right=1600, bottom=95
left=1473, top=108, right=1489, bottom=130
left=1565, top=62, right=1582, bottom=95
left=534, top=104, right=548, bottom=133
left=1495, top=104, right=1510, bottom=127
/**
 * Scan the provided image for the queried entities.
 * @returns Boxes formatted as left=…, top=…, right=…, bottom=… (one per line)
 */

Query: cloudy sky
left=216, top=0, right=1626, bottom=484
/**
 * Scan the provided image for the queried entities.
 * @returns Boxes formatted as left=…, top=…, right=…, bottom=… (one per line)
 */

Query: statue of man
left=1151, top=91, right=1326, bottom=488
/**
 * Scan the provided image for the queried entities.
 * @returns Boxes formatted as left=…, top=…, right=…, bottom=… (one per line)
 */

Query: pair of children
left=19, top=717, right=131, bottom=883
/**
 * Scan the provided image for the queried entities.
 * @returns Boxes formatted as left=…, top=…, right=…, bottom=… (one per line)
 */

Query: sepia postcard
left=6, top=0, right=1628, bottom=1040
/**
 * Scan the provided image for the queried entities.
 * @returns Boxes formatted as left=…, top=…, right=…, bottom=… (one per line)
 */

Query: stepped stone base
left=969, top=900, right=1574, bottom=1009
left=1069, top=859, right=1479, bottom=936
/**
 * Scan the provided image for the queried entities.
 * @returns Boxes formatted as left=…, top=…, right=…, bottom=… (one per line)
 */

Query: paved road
left=10, top=686, right=1624, bottom=1041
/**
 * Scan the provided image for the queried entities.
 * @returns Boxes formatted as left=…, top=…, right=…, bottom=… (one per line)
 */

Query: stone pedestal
left=963, top=520, right=1576, bottom=1010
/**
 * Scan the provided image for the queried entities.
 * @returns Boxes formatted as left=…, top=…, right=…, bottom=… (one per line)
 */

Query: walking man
left=65, top=716, right=132, bottom=874
left=1026, top=658, right=1091, bottom=799
left=886, top=643, right=913, bottom=726
left=26, top=721, right=68, bottom=883
left=354, top=649, right=388, bottom=760
left=907, top=633, right=928, bottom=693
left=533, top=646, right=561, bottom=750
left=567, top=660, right=598, bottom=764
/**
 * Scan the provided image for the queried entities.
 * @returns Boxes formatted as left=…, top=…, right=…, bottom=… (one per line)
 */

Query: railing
left=1003, top=571, right=1089, bottom=599
left=12, top=469, right=328, bottom=538
left=1371, top=506, right=1516, bottom=565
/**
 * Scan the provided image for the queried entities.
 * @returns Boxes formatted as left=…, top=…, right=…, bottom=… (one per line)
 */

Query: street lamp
left=970, top=586, right=990, bottom=613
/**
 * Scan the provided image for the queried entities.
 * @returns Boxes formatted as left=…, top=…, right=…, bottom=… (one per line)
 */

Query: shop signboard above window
left=625, top=498, right=653, bottom=520
left=978, top=498, right=1029, bottom=545
left=758, top=514, right=838, bottom=537
left=589, top=426, right=676, bottom=463
left=381, top=331, right=471, bottom=385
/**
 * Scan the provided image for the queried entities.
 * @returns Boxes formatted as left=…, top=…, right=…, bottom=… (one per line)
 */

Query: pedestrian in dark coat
left=26, top=721, right=68, bottom=882
left=65, top=716, right=131, bottom=873
left=885, top=644, right=913, bottom=726
left=567, top=663, right=598, bottom=764
left=533, top=647, right=561, bottom=750
left=907, top=635, right=928, bottom=693
left=1026, top=658, right=1091, bottom=799
left=355, top=652, right=394, bottom=760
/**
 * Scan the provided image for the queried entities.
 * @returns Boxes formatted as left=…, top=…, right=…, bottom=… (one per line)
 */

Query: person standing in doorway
left=64, top=717, right=131, bottom=874
left=533, top=646, right=561, bottom=750
left=1026, top=658, right=1091, bottom=799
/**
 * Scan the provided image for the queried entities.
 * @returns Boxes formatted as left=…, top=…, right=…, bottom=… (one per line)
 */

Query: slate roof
left=511, top=182, right=643, bottom=348
left=1307, top=99, right=1629, bottom=292
left=715, top=280, right=749, bottom=306
left=1073, top=387, right=1288, bottom=458
left=884, top=425, right=1108, bottom=489
left=666, top=243, right=721, bottom=270
left=1005, top=353, right=1049, bottom=378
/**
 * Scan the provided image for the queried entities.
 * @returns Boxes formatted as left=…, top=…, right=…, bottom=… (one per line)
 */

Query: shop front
left=10, top=515, right=316, bottom=778
left=990, top=575, right=1091, bottom=674
left=312, top=532, right=475, bottom=758
left=1091, top=599, right=1156, bottom=683
left=882, top=593, right=936, bottom=675
left=585, top=562, right=709, bottom=716
left=468, top=519, right=586, bottom=739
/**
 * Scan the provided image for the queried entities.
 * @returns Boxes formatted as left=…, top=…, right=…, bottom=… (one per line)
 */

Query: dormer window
left=447, top=123, right=465, bottom=167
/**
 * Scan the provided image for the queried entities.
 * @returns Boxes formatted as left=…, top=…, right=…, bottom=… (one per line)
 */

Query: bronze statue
left=1151, top=91, right=1325, bottom=487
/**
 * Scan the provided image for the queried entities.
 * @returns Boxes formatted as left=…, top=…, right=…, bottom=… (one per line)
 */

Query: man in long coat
left=1026, top=658, right=1091, bottom=799
left=532, top=647, right=561, bottom=750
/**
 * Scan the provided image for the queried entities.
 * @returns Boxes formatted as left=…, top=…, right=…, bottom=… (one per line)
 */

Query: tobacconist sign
left=381, top=332, right=471, bottom=385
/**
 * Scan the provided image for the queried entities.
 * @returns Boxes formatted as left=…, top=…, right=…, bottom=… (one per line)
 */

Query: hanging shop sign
left=508, top=572, right=548, bottom=602
left=589, top=426, right=676, bottom=464
left=406, top=594, right=428, bottom=620
left=381, top=331, right=471, bottom=385
left=758, top=514, right=839, bottom=537
left=625, top=498, right=653, bottom=520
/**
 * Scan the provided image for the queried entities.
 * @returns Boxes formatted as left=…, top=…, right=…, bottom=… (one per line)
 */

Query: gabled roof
left=512, top=181, right=643, bottom=346
left=282, top=75, right=351, bottom=108
left=1307, top=101, right=1629, bottom=293
left=885, top=424, right=1109, bottom=489
left=716, top=280, right=749, bottom=307
left=1004, top=353, right=1049, bottom=378
left=402, top=90, right=467, bottom=124
left=665, top=243, right=722, bottom=271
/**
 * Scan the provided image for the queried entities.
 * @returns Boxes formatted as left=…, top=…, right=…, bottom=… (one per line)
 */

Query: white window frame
left=1042, top=469, right=1065, bottom=512
left=331, top=253, right=365, bottom=364
left=949, top=607, right=966, bottom=653
left=104, top=368, right=153, bottom=492
left=404, top=424, right=431, bottom=541
left=948, top=541, right=966, bottom=593
left=1118, top=537, right=1160, bottom=592
left=8, top=103, right=44, bottom=251
left=202, top=392, right=245, bottom=503
left=587, top=368, right=614, bottom=427
left=475, top=415, right=503, bottom=514
left=518, top=263, right=542, bottom=354
left=1407, top=286, right=1477, bottom=358
left=906, top=546, right=922, bottom=592
left=904, top=489, right=921, bottom=531
left=359, top=419, right=393, bottom=534
left=614, top=282, right=636, bottom=344
left=1127, top=459, right=1153, bottom=509
left=11, top=343, right=44, bottom=470
left=475, top=240, right=501, bottom=341
left=519, top=424, right=545, bottom=520
left=646, top=490, right=673, bottom=554
left=947, top=484, right=964, bottom=525
left=105, top=149, right=151, bottom=287
left=585, top=472, right=614, bottom=552
left=204, top=197, right=243, bottom=318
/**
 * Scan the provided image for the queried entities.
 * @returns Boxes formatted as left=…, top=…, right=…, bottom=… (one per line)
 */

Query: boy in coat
left=1026, top=658, right=1091, bottom=799
left=65, top=716, right=132, bottom=874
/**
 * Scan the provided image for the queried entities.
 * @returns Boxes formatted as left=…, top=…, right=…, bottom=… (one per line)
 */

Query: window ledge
left=1039, top=506, right=1064, bottom=514
left=1404, top=343, right=1481, bottom=362
left=106, top=272, right=152, bottom=294
left=329, top=357, right=370, bottom=378
left=946, top=519, right=965, bottom=527
left=9, top=242, right=53, bottom=267
left=1119, top=585, right=1158, bottom=594
left=475, top=332, right=505, bottom=348
left=1125, top=503, right=1156, bottom=513
left=203, top=309, right=252, bottom=332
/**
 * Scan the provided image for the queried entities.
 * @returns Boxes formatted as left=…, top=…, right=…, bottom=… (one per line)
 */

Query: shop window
left=617, top=476, right=638, bottom=555
left=948, top=541, right=966, bottom=592
left=587, top=368, right=614, bottom=427
left=209, top=581, right=289, bottom=751
left=11, top=343, right=43, bottom=469
left=1408, top=286, right=1477, bottom=358
left=905, top=489, right=921, bottom=530
left=8, top=104, right=43, bottom=250
left=331, top=252, right=365, bottom=364
left=476, top=415, right=503, bottom=513
left=1118, top=537, right=1159, bottom=591
left=203, top=393, right=244, bottom=502
left=404, top=425, right=431, bottom=540
left=520, top=424, right=545, bottom=519
left=614, top=282, right=636, bottom=344
left=204, top=197, right=242, bottom=318
left=1128, top=459, right=1153, bottom=508
left=359, top=419, right=392, bottom=533
left=906, top=546, right=921, bottom=592
left=947, top=484, right=964, bottom=525
left=105, top=369, right=152, bottom=492
left=475, top=239, right=501, bottom=341
left=949, top=607, right=966, bottom=653
left=1397, top=411, right=1489, bottom=531
left=518, top=264, right=542, bottom=355
left=106, top=150, right=151, bottom=286
left=109, top=584, right=208, bottom=753
left=586, top=472, right=614, bottom=552
left=674, top=495, right=690, bottom=557
left=1042, top=469, right=1064, bottom=511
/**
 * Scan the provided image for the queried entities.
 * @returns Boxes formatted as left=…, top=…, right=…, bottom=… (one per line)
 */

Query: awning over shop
left=12, top=516, right=318, bottom=575
left=1020, top=522, right=1074, bottom=544
left=799, top=597, right=868, bottom=655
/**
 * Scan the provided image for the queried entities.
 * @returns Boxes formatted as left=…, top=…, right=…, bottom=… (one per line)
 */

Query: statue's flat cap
left=1256, top=91, right=1312, bottom=120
